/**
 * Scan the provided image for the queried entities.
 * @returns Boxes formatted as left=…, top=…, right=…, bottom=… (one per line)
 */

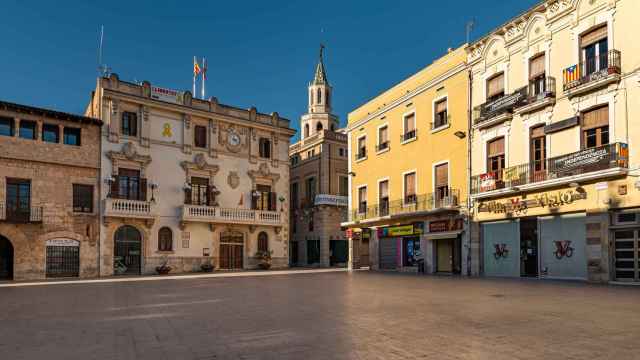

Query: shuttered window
left=258, top=232, right=269, bottom=252
left=158, top=227, right=173, bottom=252
left=487, top=73, right=505, bottom=99
left=379, top=180, right=389, bottom=200
left=358, top=187, right=367, bottom=213
left=404, top=113, right=415, bottom=132
left=529, top=54, right=545, bottom=79
left=435, top=164, right=448, bottom=188
left=378, top=126, right=388, bottom=144
left=581, top=106, right=609, bottom=130
left=582, top=106, right=609, bottom=149
left=488, top=137, right=505, bottom=157
left=581, top=25, right=607, bottom=47
left=194, top=125, right=207, bottom=148
left=487, top=137, right=506, bottom=178
left=404, top=172, right=416, bottom=203
left=434, top=98, right=448, bottom=128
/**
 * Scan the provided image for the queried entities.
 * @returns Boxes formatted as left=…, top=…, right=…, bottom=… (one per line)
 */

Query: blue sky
left=0, top=0, right=537, bottom=140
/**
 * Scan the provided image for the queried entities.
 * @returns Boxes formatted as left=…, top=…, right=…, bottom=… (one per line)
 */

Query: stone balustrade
left=182, top=204, right=282, bottom=226
left=104, top=198, right=155, bottom=219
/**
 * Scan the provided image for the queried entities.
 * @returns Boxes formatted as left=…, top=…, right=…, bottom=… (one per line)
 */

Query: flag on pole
left=201, top=57, right=207, bottom=99
left=193, top=56, right=201, bottom=95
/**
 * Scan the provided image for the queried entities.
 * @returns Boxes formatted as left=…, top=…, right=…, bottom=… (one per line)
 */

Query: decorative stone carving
left=106, top=142, right=152, bottom=174
left=227, top=171, right=240, bottom=189
left=247, top=163, right=280, bottom=185
left=249, top=225, right=257, bottom=234
left=181, top=154, right=219, bottom=181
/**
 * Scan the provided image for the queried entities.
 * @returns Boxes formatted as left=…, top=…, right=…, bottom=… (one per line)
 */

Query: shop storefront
left=425, top=218, right=464, bottom=274
left=611, top=209, right=640, bottom=283
left=377, top=223, right=424, bottom=271
left=477, top=187, right=594, bottom=280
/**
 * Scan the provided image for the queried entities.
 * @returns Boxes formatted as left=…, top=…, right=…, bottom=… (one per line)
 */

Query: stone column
left=13, top=117, right=19, bottom=137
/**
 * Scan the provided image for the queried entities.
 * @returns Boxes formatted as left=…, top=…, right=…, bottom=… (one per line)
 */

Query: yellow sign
left=162, top=123, right=173, bottom=138
left=502, top=166, right=520, bottom=182
left=388, top=225, right=414, bottom=236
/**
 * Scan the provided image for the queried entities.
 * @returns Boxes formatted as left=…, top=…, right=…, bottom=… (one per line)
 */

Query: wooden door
left=219, top=244, right=243, bottom=269
left=437, top=239, right=453, bottom=273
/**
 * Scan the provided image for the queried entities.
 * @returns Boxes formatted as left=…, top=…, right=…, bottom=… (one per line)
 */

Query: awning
left=424, top=230, right=463, bottom=240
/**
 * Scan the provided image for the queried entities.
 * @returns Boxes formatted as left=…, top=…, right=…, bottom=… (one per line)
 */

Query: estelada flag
left=193, top=56, right=201, bottom=77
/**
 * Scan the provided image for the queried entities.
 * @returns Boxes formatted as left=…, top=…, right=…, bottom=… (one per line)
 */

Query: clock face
left=228, top=132, right=241, bottom=146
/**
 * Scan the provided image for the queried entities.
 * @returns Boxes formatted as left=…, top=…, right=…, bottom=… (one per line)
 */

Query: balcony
left=563, top=50, right=621, bottom=96
left=348, top=189, right=460, bottom=224
left=314, top=194, right=348, bottom=207
left=376, top=141, right=390, bottom=153
left=355, top=148, right=367, bottom=161
left=515, top=77, right=557, bottom=115
left=0, top=202, right=43, bottom=223
left=471, top=143, right=629, bottom=198
left=104, top=198, right=155, bottom=220
left=401, top=129, right=417, bottom=143
left=181, top=205, right=283, bottom=226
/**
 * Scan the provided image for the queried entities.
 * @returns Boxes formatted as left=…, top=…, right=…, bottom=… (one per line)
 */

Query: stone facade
left=86, top=74, right=295, bottom=275
left=289, top=46, right=349, bottom=267
left=0, top=100, right=102, bottom=280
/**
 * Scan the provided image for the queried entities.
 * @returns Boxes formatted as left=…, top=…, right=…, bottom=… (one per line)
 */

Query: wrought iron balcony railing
left=562, top=50, right=621, bottom=91
left=376, top=141, right=390, bottom=152
left=349, top=189, right=460, bottom=222
left=401, top=129, right=417, bottom=142
left=356, top=148, right=367, bottom=160
left=471, top=142, right=629, bottom=195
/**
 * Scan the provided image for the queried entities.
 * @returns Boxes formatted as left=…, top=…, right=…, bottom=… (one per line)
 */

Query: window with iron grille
left=73, top=184, right=93, bottom=213
left=194, top=125, right=207, bottom=148
left=121, top=111, right=138, bottom=137
left=433, top=98, right=448, bottom=129
left=259, top=138, right=271, bottom=158
left=158, top=227, right=173, bottom=252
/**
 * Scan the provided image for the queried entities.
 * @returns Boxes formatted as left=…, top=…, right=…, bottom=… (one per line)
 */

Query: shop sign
left=378, top=223, right=423, bottom=237
left=345, top=229, right=353, bottom=238
left=478, top=189, right=587, bottom=214
left=480, top=173, right=496, bottom=192
left=502, top=166, right=521, bottom=182
left=362, top=229, right=371, bottom=239
left=46, top=239, right=80, bottom=247
left=429, top=218, right=463, bottom=233
left=151, top=86, right=185, bottom=105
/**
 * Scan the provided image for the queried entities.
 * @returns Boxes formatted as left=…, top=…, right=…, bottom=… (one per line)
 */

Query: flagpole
left=201, top=57, right=206, bottom=99
left=193, top=56, right=197, bottom=95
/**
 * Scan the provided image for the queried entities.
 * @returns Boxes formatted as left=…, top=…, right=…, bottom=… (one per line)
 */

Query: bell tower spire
left=301, top=44, right=339, bottom=140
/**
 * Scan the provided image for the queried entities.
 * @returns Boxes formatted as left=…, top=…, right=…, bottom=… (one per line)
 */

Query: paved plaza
left=1, top=271, right=639, bottom=359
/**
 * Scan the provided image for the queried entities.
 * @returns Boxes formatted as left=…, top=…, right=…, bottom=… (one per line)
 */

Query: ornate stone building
left=289, top=46, right=349, bottom=267
left=86, top=74, right=295, bottom=275
left=0, top=100, right=102, bottom=280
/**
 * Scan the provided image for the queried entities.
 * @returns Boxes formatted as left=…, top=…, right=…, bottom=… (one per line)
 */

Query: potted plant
left=200, top=261, right=214, bottom=273
left=255, top=250, right=273, bottom=270
left=155, top=257, right=172, bottom=275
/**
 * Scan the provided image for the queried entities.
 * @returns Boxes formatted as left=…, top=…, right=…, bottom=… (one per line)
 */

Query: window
left=580, top=25, right=608, bottom=76
left=259, top=138, right=271, bottom=158
left=73, top=184, right=93, bottom=213
left=358, top=186, right=367, bottom=214
left=530, top=125, right=546, bottom=179
left=339, top=148, right=345, bottom=157
left=0, top=117, right=14, bottom=137
left=357, top=137, right=367, bottom=159
left=433, top=98, right=448, bottom=129
left=402, top=113, right=416, bottom=141
left=158, top=227, right=173, bottom=252
left=18, top=120, right=36, bottom=140
left=486, top=72, right=505, bottom=102
left=581, top=106, right=609, bottom=149
left=291, top=183, right=299, bottom=209
left=377, top=125, right=389, bottom=151
left=379, top=180, right=389, bottom=216
left=42, top=123, right=59, bottom=143
left=254, top=184, right=275, bottom=211
left=434, top=163, right=449, bottom=202
left=529, top=54, right=546, bottom=96
left=305, top=177, right=316, bottom=204
left=316, top=122, right=323, bottom=132
left=326, top=91, right=330, bottom=107
left=63, top=127, right=81, bottom=146
left=6, top=178, right=31, bottom=222
left=194, top=125, right=207, bottom=148
left=258, top=232, right=269, bottom=252
left=188, top=177, right=209, bottom=205
left=113, top=168, right=145, bottom=201
left=304, top=124, right=310, bottom=138
left=339, top=176, right=349, bottom=197
left=317, top=88, right=322, bottom=104
left=121, top=111, right=138, bottom=137
left=487, top=137, right=505, bottom=180
left=404, top=172, right=416, bottom=204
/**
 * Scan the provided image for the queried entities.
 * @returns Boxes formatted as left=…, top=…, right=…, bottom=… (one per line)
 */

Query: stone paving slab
left=0, top=272, right=639, bottom=359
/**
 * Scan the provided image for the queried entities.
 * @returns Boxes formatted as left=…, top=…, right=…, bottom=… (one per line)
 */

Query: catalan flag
left=193, top=56, right=201, bottom=77
left=563, top=64, right=580, bottom=85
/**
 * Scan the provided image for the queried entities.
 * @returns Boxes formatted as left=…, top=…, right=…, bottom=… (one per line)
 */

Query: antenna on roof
left=97, top=25, right=111, bottom=77
left=466, top=20, right=475, bottom=44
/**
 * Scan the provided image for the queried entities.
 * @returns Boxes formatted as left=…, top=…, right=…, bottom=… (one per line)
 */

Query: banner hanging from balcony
left=478, top=87, right=527, bottom=120
left=551, top=143, right=628, bottom=174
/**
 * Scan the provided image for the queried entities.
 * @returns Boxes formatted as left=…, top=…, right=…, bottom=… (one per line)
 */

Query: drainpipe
left=466, top=68, right=473, bottom=277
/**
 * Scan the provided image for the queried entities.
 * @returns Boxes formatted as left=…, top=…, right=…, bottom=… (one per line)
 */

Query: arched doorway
left=114, top=225, right=142, bottom=275
left=0, top=236, right=14, bottom=280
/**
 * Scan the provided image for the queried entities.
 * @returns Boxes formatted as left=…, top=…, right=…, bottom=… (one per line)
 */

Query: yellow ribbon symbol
left=162, top=123, right=172, bottom=138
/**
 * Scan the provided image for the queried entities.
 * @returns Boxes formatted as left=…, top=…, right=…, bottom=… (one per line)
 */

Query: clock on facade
left=226, top=129, right=242, bottom=152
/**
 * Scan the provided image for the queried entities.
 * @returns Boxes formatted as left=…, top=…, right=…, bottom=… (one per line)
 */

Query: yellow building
left=342, top=45, right=474, bottom=275
left=467, top=0, right=640, bottom=283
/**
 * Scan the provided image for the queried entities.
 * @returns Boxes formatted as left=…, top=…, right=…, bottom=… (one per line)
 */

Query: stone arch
left=104, top=220, right=149, bottom=275
left=0, top=234, right=14, bottom=279
left=482, top=35, right=507, bottom=64
left=316, top=122, right=324, bottom=132
left=38, top=231, right=86, bottom=244
left=0, top=224, right=33, bottom=280
left=304, top=124, right=310, bottom=138
left=524, top=13, right=547, bottom=44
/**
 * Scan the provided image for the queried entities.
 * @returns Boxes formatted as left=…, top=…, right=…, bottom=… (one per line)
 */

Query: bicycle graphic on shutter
left=554, top=240, right=574, bottom=259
